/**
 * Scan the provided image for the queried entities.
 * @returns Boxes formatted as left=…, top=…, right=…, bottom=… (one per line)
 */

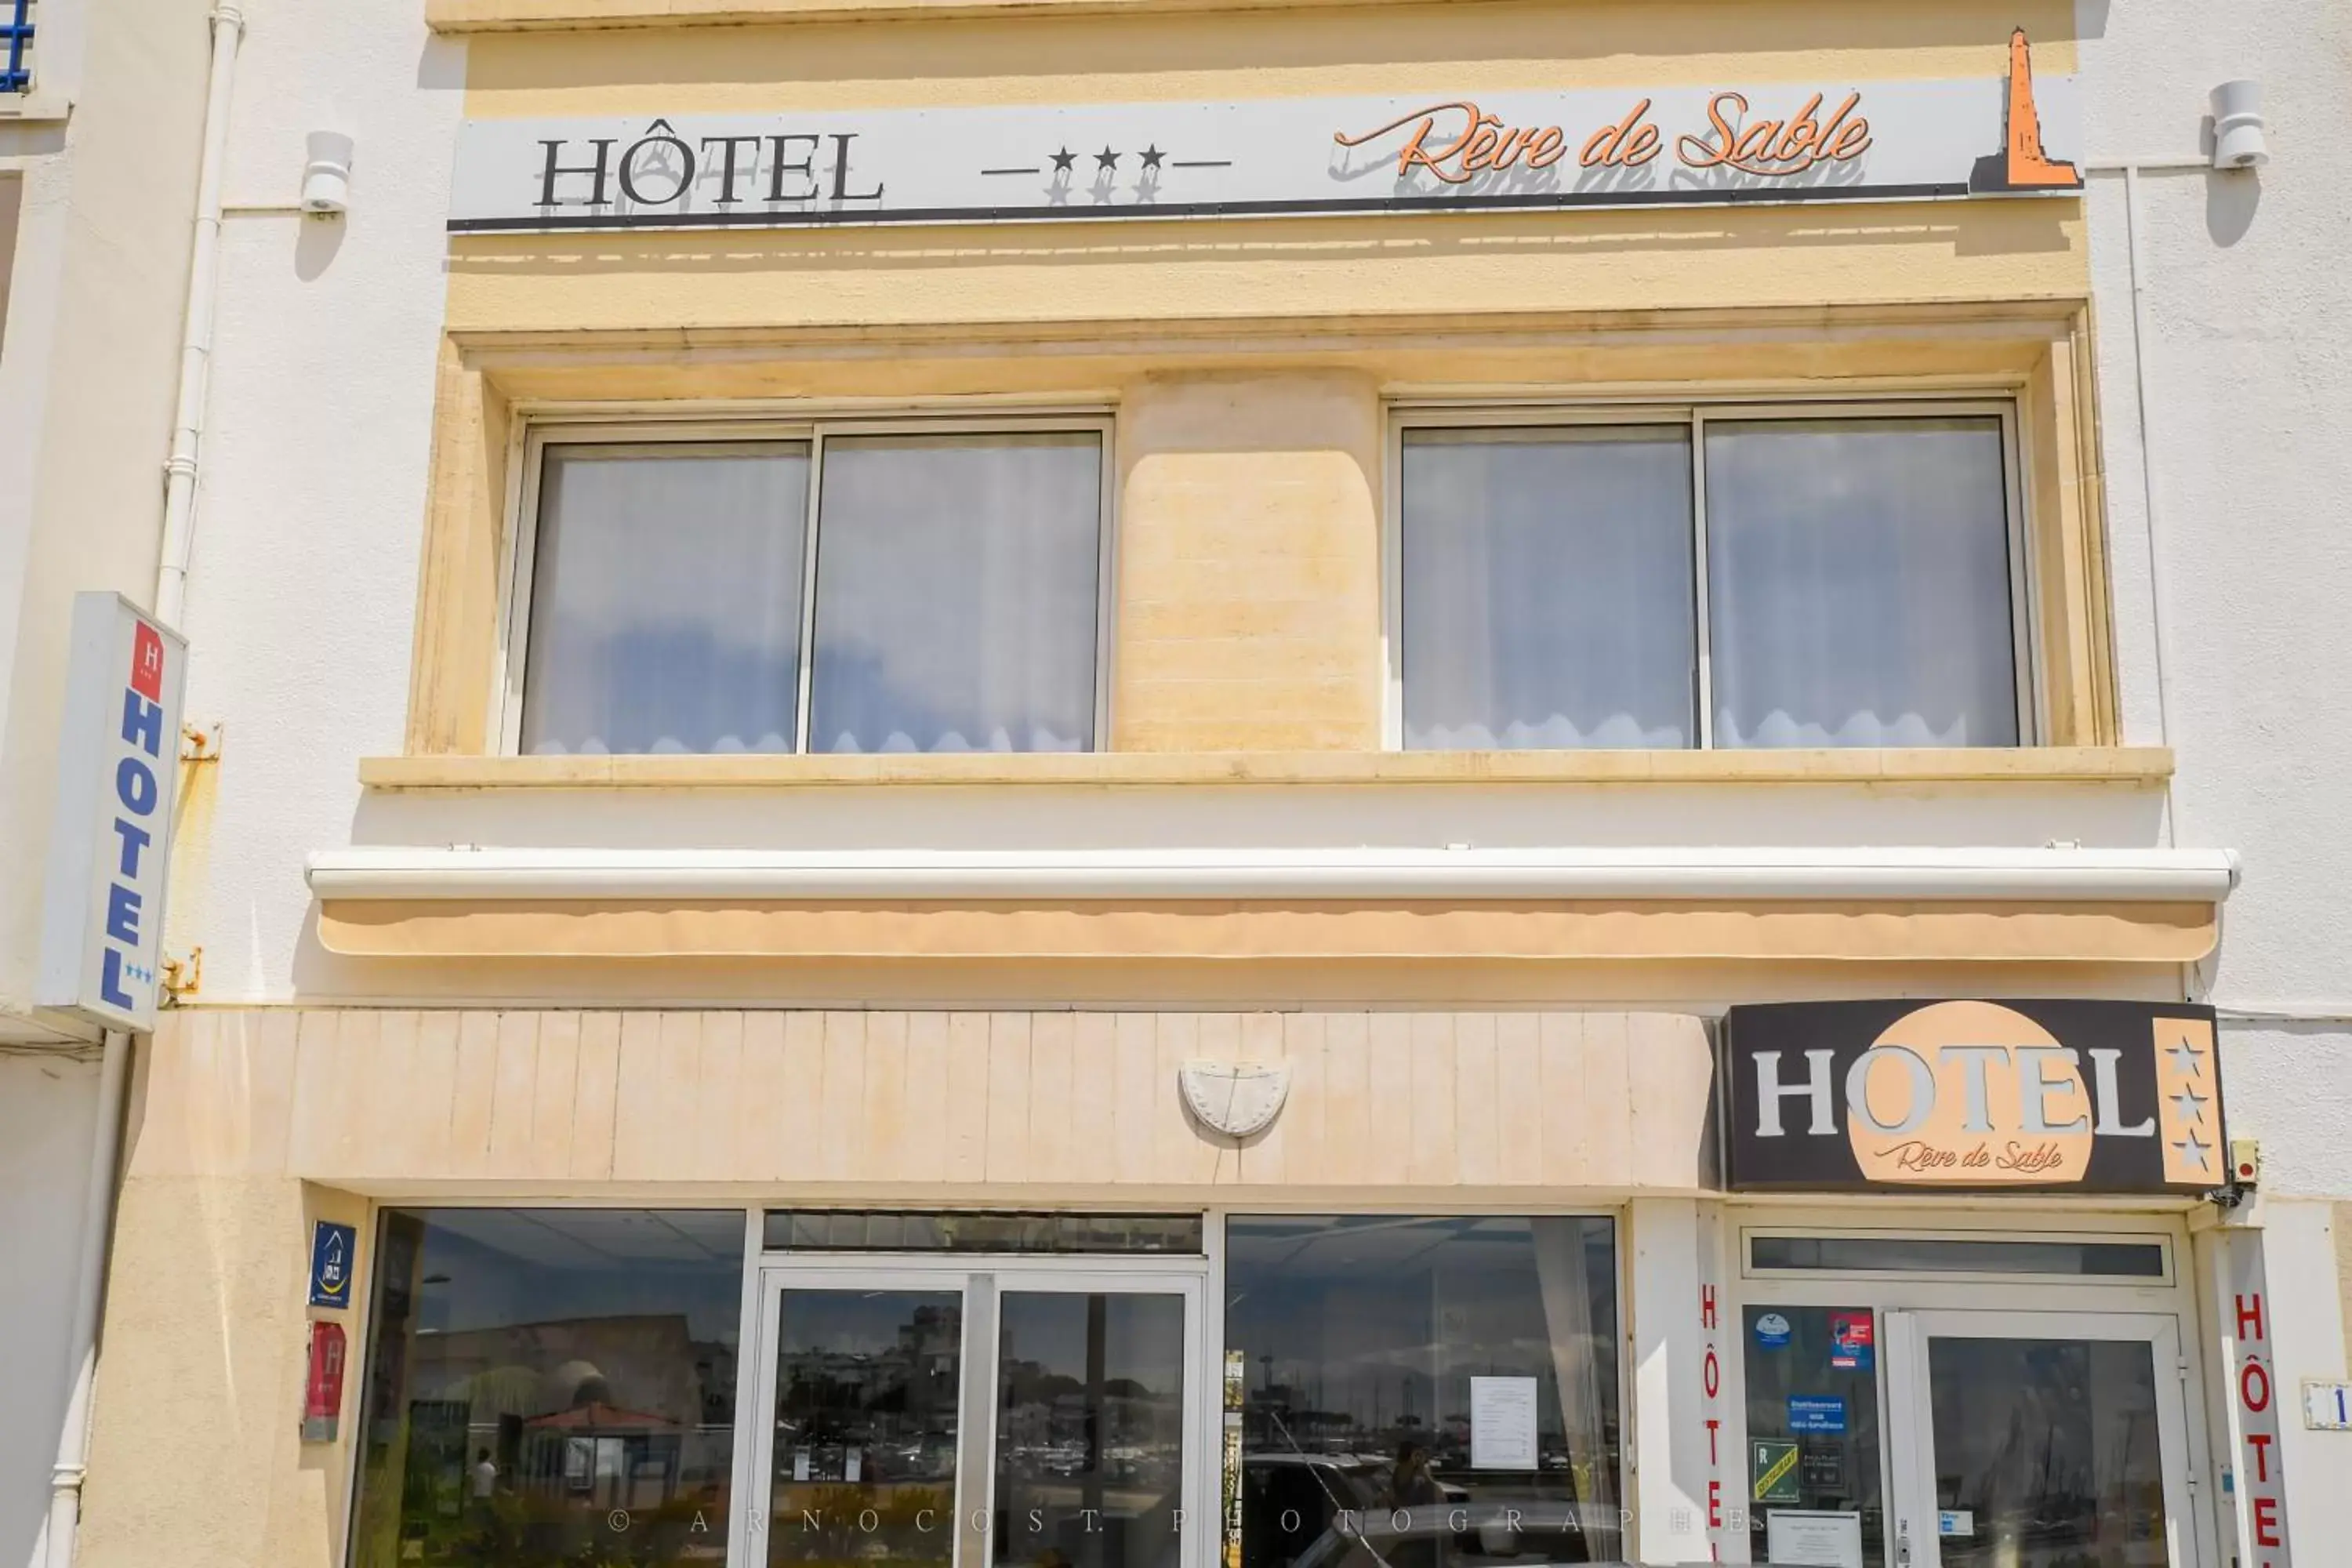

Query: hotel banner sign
left=448, top=30, right=2079, bottom=235
left=1722, top=1000, right=2224, bottom=1195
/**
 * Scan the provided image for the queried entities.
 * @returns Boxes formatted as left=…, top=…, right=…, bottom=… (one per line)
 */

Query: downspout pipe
left=41, top=1030, right=130, bottom=1568
left=2084, top=155, right=2209, bottom=844
left=154, top=4, right=245, bottom=629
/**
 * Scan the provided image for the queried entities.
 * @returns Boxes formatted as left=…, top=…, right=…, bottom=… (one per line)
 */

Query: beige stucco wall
left=72, top=1004, right=1710, bottom=1568
left=112, top=1005, right=1714, bottom=1192
left=416, top=0, right=2101, bottom=752
left=1116, top=372, right=1383, bottom=749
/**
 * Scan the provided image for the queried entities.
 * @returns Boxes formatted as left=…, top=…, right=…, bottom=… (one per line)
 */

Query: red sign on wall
left=302, top=1322, right=347, bottom=1444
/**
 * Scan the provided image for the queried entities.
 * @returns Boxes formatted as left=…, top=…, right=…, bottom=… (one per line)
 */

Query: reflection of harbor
left=768, top=1298, right=963, bottom=1568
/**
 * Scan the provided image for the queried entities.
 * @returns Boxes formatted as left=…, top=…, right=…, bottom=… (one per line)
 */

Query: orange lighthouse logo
left=1970, top=28, right=2082, bottom=191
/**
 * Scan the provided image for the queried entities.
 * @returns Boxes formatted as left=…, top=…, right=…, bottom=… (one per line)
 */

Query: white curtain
left=809, top=432, right=1102, bottom=753
left=520, top=441, right=810, bottom=756
left=1704, top=416, right=2019, bottom=747
left=1532, top=1218, right=1619, bottom=1543
left=1401, top=426, right=1695, bottom=750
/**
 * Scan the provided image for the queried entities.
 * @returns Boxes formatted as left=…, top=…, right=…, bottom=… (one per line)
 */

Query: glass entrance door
left=1885, top=1312, right=2196, bottom=1568
left=742, top=1265, right=1207, bottom=1568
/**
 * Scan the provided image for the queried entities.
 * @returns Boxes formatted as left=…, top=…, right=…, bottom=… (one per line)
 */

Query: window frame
left=1382, top=396, right=2040, bottom=751
left=1739, top=1225, right=2175, bottom=1287
left=493, top=410, right=1120, bottom=758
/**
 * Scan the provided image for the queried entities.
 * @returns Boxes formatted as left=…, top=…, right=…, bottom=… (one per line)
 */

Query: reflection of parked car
left=1243, top=1457, right=1610, bottom=1568
left=1284, top=1501, right=1619, bottom=1568
left=1243, top=1454, right=1392, bottom=1566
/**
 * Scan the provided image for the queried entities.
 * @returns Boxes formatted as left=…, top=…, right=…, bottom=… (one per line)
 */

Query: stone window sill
left=358, top=746, right=2173, bottom=791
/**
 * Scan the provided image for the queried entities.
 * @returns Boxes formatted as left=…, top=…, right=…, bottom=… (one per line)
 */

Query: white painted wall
left=0, top=0, right=210, bottom=1035
left=0, top=1052, right=101, bottom=1568
left=0, top=0, right=221, bottom=1563
left=166, top=1, right=465, bottom=1001
left=2079, top=0, right=2352, bottom=1543
left=2078, top=0, right=2352, bottom=1198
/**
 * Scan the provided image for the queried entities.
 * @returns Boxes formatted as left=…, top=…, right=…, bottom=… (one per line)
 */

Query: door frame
left=1727, top=1210, right=2219, bottom=1568
left=1885, top=1308, right=2198, bottom=1568
left=735, top=1252, right=1214, bottom=1568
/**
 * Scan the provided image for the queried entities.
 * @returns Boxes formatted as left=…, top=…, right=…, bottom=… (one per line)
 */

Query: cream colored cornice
left=307, top=844, right=2239, bottom=905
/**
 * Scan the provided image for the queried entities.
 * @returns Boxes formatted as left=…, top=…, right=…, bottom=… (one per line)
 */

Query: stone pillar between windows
left=1112, top=369, right=1384, bottom=752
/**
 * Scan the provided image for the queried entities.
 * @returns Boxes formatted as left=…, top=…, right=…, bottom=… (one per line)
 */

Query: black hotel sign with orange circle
left=1721, top=1000, right=2224, bottom=1193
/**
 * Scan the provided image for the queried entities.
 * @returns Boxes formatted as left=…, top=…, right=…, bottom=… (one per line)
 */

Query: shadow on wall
left=295, top=214, right=347, bottom=281
left=2206, top=169, right=2260, bottom=248
left=442, top=201, right=2077, bottom=280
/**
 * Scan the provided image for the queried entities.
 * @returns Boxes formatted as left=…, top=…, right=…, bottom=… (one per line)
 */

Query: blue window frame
left=0, top=0, right=31, bottom=93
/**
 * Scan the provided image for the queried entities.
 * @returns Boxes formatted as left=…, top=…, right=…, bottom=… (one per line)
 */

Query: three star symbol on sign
left=2165, top=1039, right=2213, bottom=1172
left=1050, top=145, right=1167, bottom=175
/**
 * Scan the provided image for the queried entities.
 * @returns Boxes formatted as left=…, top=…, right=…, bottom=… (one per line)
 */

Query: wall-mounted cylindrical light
left=302, top=130, right=355, bottom=215
left=2211, top=81, right=2270, bottom=170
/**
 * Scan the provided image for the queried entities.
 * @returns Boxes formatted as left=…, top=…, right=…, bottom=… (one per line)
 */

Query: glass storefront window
left=1224, top=1216, right=1621, bottom=1568
left=767, top=1290, right=963, bottom=1568
left=1743, top=1305, right=1886, bottom=1568
left=763, top=1210, right=1203, bottom=1255
left=1748, top=1235, right=2167, bottom=1279
left=994, top=1291, right=1189, bottom=1568
left=352, top=1209, right=745, bottom=1568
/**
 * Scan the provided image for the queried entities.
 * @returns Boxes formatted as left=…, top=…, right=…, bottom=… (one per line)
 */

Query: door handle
left=1896, top=1517, right=1913, bottom=1567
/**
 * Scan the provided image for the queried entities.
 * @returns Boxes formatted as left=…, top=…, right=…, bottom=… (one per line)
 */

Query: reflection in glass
left=1749, top=1236, right=2165, bottom=1279
left=768, top=1291, right=964, bottom=1568
left=521, top=442, right=811, bottom=756
left=351, top=1209, right=744, bottom=1568
left=1743, top=1306, right=1884, bottom=1567
left=1225, top=1216, right=1621, bottom=1568
left=1704, top=416, right=2017, bottom=748
left=764, top=1211, right=1203, bottom=1256
left=995, top=1292, right=1187, bottom=1568
left=1401, top=426, right=1697, bottom=750
left=1927, top=1338, right=2169, bottom=1568
left=810, top=432, right=1103, bottom=754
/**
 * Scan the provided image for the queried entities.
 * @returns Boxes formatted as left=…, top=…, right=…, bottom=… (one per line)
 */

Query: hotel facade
left=28, top=2, right=2352, bottom=1567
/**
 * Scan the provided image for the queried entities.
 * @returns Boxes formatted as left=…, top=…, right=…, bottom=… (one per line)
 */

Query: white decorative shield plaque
left=1178, top=1061, right=1292, bottom=1140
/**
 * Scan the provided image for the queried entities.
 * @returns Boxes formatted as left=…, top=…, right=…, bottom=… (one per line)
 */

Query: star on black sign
left=1139, top=145, right=1166, bottom=170
left=1050, top=147, right=1076, bottom=172
left=1096, top=147, right=1120, bottom=170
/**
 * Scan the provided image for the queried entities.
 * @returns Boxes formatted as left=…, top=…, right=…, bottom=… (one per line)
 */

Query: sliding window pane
left=1402, top=426, right=1695, bottom=750
left=1704, top=416, right=2018, bottom=748
left=811, top=432, right=1102, bottom=753
left=521, top=442, right=811, bottom=755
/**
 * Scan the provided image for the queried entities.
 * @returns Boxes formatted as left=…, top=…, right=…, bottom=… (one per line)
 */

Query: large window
left=511, top=423, right=1108, bottom=757
left=1396, top=407, right=2027, bottom=750
left=351, top=1209, right=746, bottom=1568
left=1224, top=1215, right=1622, bottom=1568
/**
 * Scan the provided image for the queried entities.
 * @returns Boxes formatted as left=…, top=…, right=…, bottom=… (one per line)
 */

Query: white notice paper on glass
left=1469, top=1377, right=1539, bottom=1469
left=1766, top=1509, right=1864, bottom=1568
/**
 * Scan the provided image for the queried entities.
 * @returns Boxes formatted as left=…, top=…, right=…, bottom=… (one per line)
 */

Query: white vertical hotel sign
left=37, top=593, right=187, bottom=1033
left=2220, top=1228, right=2294, bottom=1568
